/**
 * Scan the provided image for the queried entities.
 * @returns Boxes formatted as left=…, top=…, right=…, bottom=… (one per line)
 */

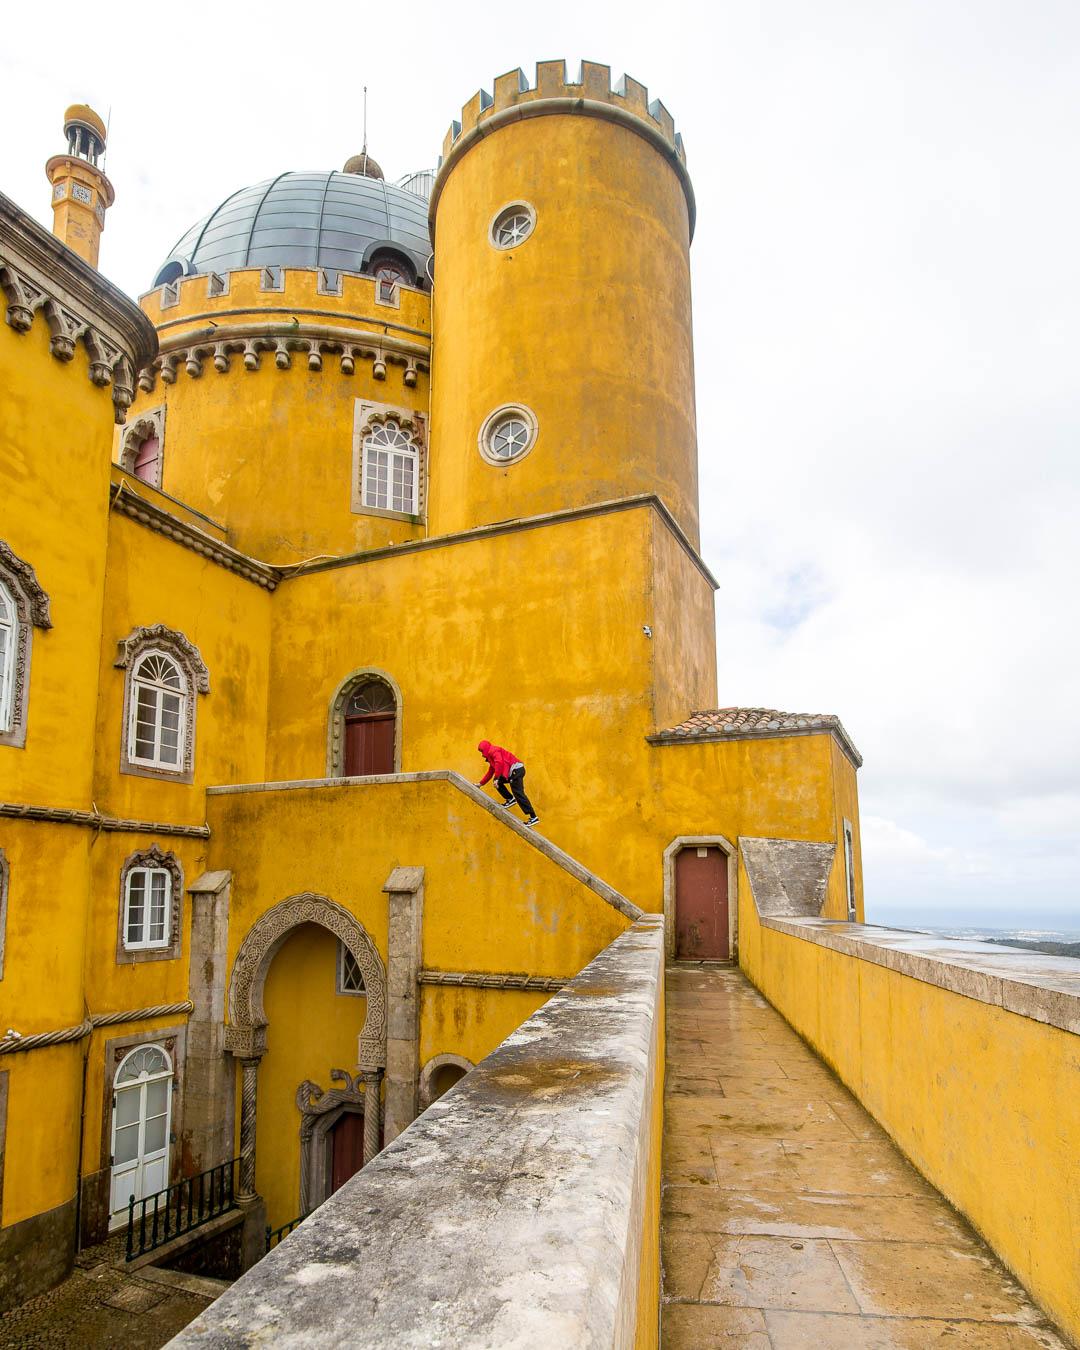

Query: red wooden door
left=133, top=434, right=160, bottom=484
left=330, top=1112, right=365, bottom=1192
left=675, top=847, right=730, bottom=960
left=343, top=714, right=395, bottom=775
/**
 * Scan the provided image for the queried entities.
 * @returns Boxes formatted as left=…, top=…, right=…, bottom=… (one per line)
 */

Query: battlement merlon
left=431, top=61, right=695, bottom=239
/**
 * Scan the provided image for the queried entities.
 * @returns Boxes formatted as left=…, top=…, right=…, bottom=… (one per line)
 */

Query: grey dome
left=153, top=171, right=432, bottom=288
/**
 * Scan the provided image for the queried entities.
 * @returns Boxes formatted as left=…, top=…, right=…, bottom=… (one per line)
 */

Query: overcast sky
left=4, top=1, right=1077, bottom=928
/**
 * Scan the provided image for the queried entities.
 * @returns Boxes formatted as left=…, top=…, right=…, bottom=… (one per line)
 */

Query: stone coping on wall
left=206, top=770, right=642, bottom=921
left=763, top=916, right=1080, bottom=1036
left=167, top=915, right=665, bottom=1349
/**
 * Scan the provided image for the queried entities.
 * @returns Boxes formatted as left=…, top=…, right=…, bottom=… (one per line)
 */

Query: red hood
left=478, top=740, right=491, bottom=754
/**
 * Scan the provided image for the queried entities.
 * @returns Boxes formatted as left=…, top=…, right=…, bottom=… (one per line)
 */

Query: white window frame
left=123, top=866, right=173, bottom=951
left=477, top=403, right=539, bottom=467
left=362, top=420, right=419, bottom=515
left=489, top=201, right=537, bottom=250
left=127, top=649, right=188, bottom=773
left=0, top=581, right=15, bottom=734
left=351, top=403, right=427, bottom=522
left=337, top=940, right=367, bottom=996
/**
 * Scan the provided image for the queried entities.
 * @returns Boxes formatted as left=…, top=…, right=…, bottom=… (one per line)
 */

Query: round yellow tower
left=45, top=104, right=115, bottom=268
left=427, top=61, right=700, bottom=544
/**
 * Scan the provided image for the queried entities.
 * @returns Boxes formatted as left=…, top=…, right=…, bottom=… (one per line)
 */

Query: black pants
left=496, top=765, right=535, bottom=816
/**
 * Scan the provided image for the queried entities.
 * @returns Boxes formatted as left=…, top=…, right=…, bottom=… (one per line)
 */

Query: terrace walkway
left=661, top=965, right=1068, bottom=1348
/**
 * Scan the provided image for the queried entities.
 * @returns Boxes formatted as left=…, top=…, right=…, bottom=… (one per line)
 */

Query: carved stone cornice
left=109, top=482, right=280, bottom=591
left=135, top=320, right=428, bottom=395
left=0, top=189, right=157, bottom=423
left=418, top=970, right=570, bottom=992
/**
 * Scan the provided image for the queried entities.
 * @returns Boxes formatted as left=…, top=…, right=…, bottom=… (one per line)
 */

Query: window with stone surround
left=0, top=848, right=8, bottom=980
left=0, top=542, right=52, bottom=750
left=352, top=404, right=426, bottom=521
left=115, top=625, right=209, bottom=784
left=117, top=846, right=183, bottom=964
left=119, top=407, right=165, bottom=489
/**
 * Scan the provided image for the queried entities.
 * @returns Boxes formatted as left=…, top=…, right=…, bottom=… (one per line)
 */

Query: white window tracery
left=362, top=419, right=419, bottom=515
left=0, top=542, right=52, bottom=750
left=129, top=651, right=187, bottom=771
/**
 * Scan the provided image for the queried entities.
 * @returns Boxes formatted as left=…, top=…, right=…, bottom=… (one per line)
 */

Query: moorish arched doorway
left=224, top=894, right=387, bottom=1201
left=327, top=669, right=402, bottom=778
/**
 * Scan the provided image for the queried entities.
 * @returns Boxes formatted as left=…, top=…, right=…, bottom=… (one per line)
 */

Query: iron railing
left=266, top=1213, right=307, bottom=1251
left=125, top=1157, right=239, bottom=1261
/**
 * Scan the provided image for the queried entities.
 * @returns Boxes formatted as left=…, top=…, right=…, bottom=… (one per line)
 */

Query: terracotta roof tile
left=649, top=706, right=862, bottom=768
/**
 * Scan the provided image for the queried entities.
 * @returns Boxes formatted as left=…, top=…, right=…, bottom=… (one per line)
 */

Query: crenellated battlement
left=438, top=60, right=686, bottom=168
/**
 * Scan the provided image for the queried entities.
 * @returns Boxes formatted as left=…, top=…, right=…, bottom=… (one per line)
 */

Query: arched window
left=115, top=624, right=209, bottom=783
left=0, top=581, right=15, bottom=733
left=110, top=1044, right=174, bottom=1225
left=129, top=652, right=187, bottom=771
left=362, top=420, right=419, bottom=515
left=367, top=250, right=414, bottom=305
left=116, top=845, right=183, bottom=963
left=0, top=542, right=52, bottom=750
left=327, top=670, right=401, bottom=778
left=119, top=408, right=165, bottom=489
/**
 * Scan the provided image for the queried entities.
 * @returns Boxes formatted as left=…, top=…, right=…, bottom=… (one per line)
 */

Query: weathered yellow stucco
left=738, top=902, right=1080, bottom=1340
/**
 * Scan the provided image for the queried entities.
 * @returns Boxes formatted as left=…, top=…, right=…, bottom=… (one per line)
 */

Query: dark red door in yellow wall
left=675, top=847, right=729, bottom=960
left=330, top=1112, right=365, bottom=1193
left=343, top=713, right=394, bottom=776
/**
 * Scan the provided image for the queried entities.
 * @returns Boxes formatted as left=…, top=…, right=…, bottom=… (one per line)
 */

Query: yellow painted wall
left=263, top=504, right=853, bottom=919
left=429, top=113, right=699, bottom=544
left=418, top=987, right=548, bottom=1072
left=128, top=270, right=431, bottom=565
left=646, top=511, right=717, bottom=731
left=93, top=511, right=272, bottom=826
left=0, top=309, right=113, bottom=807
left=257, top=923, right=366, bottom=1229
left=739, top=912, right=1080, bottom=1342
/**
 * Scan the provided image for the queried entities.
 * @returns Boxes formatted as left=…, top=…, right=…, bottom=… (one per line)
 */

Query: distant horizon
left=867, top=905, right=1080, bottom=934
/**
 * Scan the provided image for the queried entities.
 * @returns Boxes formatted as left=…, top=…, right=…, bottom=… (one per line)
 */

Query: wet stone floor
left=0, top=1234, right=223, bottom=1348
left=661, top=965, right=1069, bottom=1349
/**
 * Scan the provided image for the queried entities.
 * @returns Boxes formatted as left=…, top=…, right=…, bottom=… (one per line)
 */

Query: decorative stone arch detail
left=418, top=1053, right=474, bottom=1110
left=662, top=834, right=739, bottom=961
left=116, top=844, right=184, bottom=965
left=351, top=400, right=427, bottom=520
left=0, top=541, right=52, bottom=750
left=118, top=405, right=165, bottom=485
left=327, top=667, right=403, bottom=778
left=114, top=624, right=209, bottom=783
left=226, top=893, right=386, bottom=1070
left=295, top=1069, right=368, bottom=1213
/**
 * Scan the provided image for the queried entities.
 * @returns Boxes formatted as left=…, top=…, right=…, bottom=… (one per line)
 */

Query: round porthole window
left=478, top=404, right=539, bottom=466
left=489, top=202, right=536, bottom=250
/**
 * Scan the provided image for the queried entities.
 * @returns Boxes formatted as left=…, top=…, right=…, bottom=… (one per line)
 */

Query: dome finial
left=343, top=86, right=384, bottom=179
left=46, top=103, right=115, bottom=268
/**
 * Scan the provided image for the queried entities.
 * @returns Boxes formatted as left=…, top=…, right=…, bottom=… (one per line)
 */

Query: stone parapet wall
left=738, top=907, right=1080, bottom=1343
left=168, top=914, right=665, bottom=1349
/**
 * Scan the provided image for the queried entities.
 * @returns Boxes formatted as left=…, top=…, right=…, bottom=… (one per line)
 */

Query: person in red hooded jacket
left=476, top=739, right=539, bottom=826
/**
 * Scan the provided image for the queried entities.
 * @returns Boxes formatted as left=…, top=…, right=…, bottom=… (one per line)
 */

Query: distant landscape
left=868, top=915, right=1080, bottom=960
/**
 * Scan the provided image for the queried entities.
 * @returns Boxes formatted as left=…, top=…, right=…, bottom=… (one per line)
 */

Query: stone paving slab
left=0, top=1239, right=217, bottom=1349
left=660, top=966, right=1070, bottom=1349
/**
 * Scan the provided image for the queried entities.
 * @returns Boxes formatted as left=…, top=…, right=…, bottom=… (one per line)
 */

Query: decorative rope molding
left=0, top=800, right=209, bottom=839
left=136, top=320, right=429, bottom=395
left=109, top=482, right=280, bottom=591
left=419, top=970, right=570, bottom=992
left=0, top=1001, right=194, bottom=1055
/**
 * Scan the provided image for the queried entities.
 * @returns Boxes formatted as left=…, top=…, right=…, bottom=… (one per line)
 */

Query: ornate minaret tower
left=45, top=104, right=114, bottom=268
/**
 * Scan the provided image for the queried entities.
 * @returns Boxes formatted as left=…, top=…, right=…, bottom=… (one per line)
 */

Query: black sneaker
left=499, top=799, right=515, bottom=809
left=524, top=816, right=540, bottom=827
